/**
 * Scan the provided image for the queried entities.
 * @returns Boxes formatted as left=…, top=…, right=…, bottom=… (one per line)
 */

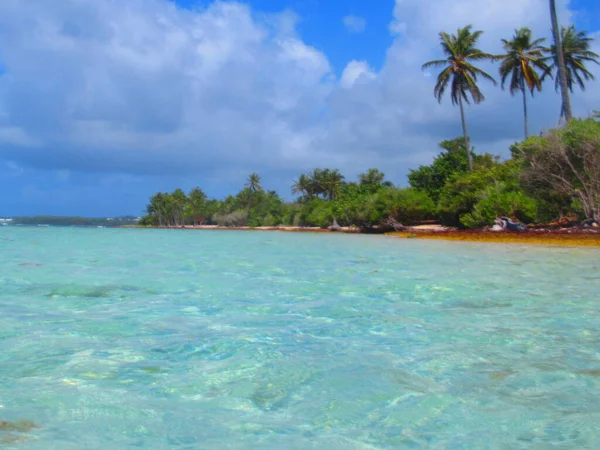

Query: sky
left=0, top=0, right=599, bottom=217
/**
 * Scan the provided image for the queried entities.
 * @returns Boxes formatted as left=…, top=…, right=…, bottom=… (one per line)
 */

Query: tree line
left=141, top=117, right=600, bottom=230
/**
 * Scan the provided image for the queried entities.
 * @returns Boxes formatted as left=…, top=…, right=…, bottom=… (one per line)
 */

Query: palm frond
left=422, top=59, right=449, bottom=70
left=546, top=25, right=600, bottom=93
left=434, top=67, right=453, bottom=102
left=464, top=63, right=497, bottom=84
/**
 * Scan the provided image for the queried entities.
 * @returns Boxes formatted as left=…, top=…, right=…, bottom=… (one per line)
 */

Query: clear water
left=1, top=227, right=599, bottom=449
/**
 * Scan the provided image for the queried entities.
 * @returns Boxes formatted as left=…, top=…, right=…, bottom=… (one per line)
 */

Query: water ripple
left=0, top=228, right=598, bottom=448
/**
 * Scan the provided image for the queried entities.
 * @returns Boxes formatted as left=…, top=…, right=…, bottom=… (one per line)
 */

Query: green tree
left=460, top=183, right=538, bottom=228
left=306, top=168, right=327, bottom=198
left=298, top=197, right=334, bottom=228
left=299, top=168, right=345, bottom=201
left=359, top=168, right=386, bottom=187
left=549, top=0, right=573, bottom=121
left=422, top=25, right=498, bottom=171
left=146, top=192, right=172, bottom=226
left=499, top=27, right=549, bottom=138
left=292, top=173, right=312, bottom=200
left=246, top=173, right=263, bottom=192
left=187, top=187, right=208, bottom=224
left=362, top=188, right=435, bottom=229
left=436, top=156, right=516, bottom=227
left=408, top=138, right=471, bottom=203
left=545, top=25, right=599, bottom=120
left=321, top=169, right=345, bottom=201
left=243, top=173, right=263, bottom=212
left=171, top=189, right=188, bottom=226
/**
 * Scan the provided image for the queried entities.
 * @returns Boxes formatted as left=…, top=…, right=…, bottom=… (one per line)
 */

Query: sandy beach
left=132, top=223, right=600, bottom=247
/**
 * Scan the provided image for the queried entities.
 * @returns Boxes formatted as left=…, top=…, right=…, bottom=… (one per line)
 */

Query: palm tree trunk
left=559, top=101, right=566, bottom=125
left=458, top=95, right=473, bottom=171
left=521, top=80, right=529, bottom=138
left=549, top=0, right=572, bottom=122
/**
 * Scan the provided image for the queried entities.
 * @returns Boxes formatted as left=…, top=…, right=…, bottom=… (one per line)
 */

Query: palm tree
left=307, top=168, right=325, bottom=198
left=171, top=188, right=188, bottom=226
left=188, top=187, right=207, bottom=224
left=359, top=168, right=386, bottom=186
left=422, top=25, right=497, bottom=171
left=545, top=25, right=599, bottom=119
left=321, top=169, right=345, bottom=201
left=245, top=173, right=263, bottom=192
left=549, top=0, right=572, bottom=121
left=292, top=174, right=312, bottom=198
left=499, top=28, right=549, bottom=138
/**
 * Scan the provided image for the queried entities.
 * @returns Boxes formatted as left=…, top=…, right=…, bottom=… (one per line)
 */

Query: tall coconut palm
left=245, top=173, right=263, bottom=192
left=549, top=0, right=572, bottom=121
left=499, top=28, right=549, bottom=138
left=422, top=25, right=498, bottom=171
left=545, top=25, right=599, bottom=119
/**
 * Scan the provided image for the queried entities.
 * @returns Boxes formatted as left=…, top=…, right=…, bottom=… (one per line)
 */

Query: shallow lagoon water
left=1, top=227, right=599, bottom=449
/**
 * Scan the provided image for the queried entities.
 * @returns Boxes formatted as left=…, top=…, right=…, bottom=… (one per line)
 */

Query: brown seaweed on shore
left=388, top=227, right=600, bottom=247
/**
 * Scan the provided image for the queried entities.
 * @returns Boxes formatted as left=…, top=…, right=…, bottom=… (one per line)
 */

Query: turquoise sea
left=1, top=227, right=599, bottom=449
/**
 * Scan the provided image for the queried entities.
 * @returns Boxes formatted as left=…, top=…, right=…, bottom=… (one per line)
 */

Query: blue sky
left=0, top=0, right=599, bottom=217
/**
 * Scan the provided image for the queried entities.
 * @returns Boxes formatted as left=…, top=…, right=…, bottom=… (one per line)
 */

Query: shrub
left=358, top=187, right=435, bottom=227
left=437, top=160, right=525, bottom=227
left=213, top=210, right=248, bottom=227
left=460, top=184, right=538, bottom=228
left=298, top=198, right=334, bottom=227
left=408, top=138, right=471, bottom=203
left=519, top=119, right=600, bottom=222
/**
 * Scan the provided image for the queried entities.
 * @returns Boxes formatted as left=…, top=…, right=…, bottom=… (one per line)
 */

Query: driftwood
left=328, top=218, right=342, bottom=231
left=359, top=216, right=408, bottom=233
left=493, top=217, right=527, bottom=231
left=382, top=216, right=408, bottom=231
left=582, top=218, right=600, bottom=227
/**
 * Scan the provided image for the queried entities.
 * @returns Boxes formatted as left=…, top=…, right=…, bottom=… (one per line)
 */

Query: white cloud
left=340, top=61, right=376, bottom=88
left=0, top=0, right=597, bottom=194
left=0, top=0, right=333, bottom=179
left=343, top=15, right=366, bottom=34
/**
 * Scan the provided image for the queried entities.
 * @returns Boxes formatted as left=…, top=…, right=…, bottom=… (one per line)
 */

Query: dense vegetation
left=140, top=119, right=599, bottom=230
left=141, top=13, right=599, bottom=231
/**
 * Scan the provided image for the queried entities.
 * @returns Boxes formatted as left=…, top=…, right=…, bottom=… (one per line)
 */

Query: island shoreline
left=123, top=225, right=600, bottom=247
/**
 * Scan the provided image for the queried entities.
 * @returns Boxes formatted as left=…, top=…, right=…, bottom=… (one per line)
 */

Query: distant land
left=0, top=216, right=141, bottom=227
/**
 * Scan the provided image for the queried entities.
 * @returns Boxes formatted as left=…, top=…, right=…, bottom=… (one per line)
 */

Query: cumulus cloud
left=340, top=61, right=376, bottom=88
left=0, top=0, right=598, bottom=207
left=343, top=15, right=367, bottom=34
left=0, top=0, right=333, bottom=180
